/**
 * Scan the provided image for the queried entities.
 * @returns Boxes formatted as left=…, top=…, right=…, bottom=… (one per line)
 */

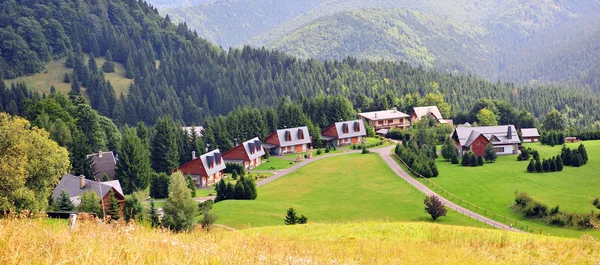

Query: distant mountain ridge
left=153, top=0, right=600, bottom=88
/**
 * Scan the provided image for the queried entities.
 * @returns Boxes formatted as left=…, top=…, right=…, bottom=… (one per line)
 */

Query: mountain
left=157, top=0, right=600, bottom=88
left=2, top=0, right=600, bottom=131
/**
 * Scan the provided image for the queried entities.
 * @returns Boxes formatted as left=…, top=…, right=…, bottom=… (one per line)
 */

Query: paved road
left=372, top=145, right=522, bottom=232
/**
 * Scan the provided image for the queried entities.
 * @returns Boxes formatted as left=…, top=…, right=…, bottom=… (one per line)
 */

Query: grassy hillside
left=2, top=218, right=599, bottom=264
left=3, top=55, right=131, bottom=97
left=213, top=153, right=487, bottom=229
left=429, top=140, right=600, bottom=238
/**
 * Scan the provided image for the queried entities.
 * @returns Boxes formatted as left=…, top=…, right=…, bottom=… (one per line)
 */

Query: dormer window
left=214, top=153, right=222, bottom=165
left=254, top=140, right=262, bottom=151
left=354, top=122, right=360, bottom=132
left=285, top=130, right=292, bottom=141
left=207, top=156, right=214, bottom=169
left=248, top=143, right=255, bottom=154
left=297, top=129, right=304, bottom=140
left=342, top=123, right=349, bottom=134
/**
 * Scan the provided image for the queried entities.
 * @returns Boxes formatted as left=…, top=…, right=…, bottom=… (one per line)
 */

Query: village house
left=176, top=149, right=226, bottom=188
left=86, top=151, right=117, bottom=180
left=222, top=137, right=266, bottom=170
left=262, top=126, right=311, bottom=155
left=358, top=108, right=411, bottom=133
left=321, top=119, right=366, bottom=146
left=52, top=174, right=124, bottom=212
left=520, top=128, right=540, bottom=142
left=451, top=125, right=521, bottom=157
left=410, top=106, right=453, bottom=126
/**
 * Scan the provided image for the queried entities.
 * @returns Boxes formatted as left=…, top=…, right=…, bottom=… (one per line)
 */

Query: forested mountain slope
left=1, top=0, right=600, bottom=131
left=157, top=0, right=600, bottom=88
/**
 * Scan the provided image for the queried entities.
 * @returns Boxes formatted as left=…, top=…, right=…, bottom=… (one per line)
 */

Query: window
left=377, top=120, right=383, bottom=125
left=493, top=147, right=504, bottom=153
left=342, top=123, right=349, bottom=134
left=284, top=130, right=292, bottom=141
left=297, top=129, right=304, bottom=140
left=353, top=122, right=360, bottom=132
left=388, top=119, right=394, bottom=124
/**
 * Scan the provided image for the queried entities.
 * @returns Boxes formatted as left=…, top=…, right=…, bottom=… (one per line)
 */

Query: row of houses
left=358, top=106, right=454, bottom=135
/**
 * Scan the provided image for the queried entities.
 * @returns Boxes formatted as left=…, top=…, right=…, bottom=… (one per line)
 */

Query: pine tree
left=542, top=159, right=550, bottom=172
left=161, top=172, right=199, bottom=232
left=477, top=155, right=484, bottom=166
left=231, top=169, right=238, bottom=180
left=151, top=115, right=179, bottom=174
left=107, top=190, right=121, bottom=220
left=284, top=208, right=299, bottom=225
left=77, top=190, right=101, bottom=216
left=470, top=153, right=478, bottom=167
left=186, top=175, right=196, bottom=197
left=461, top=152, right=470, bottom=166
left=124, top=193, right=144, bottom=222
left=214, top=178, right=227, bottom=202
left=556, top=155, right=564, bottom=171
left=150, top=173, right=170, bottom=199
left=451, top=155, right=459, bottom=164
left=535, top=159, right=543, bottom=173
left=578, top=144, right=588, bottom=164
left=484, top=143, right=497, bottom=163
left=234, top=180, right=246, bottom=199
left=102, top=50, right=115, bottom=73
left=115, top=128, right=152, bottom=194
left=527, top=159, right=535, bottom=172
left=58, top=190, right=75, bottom=211
left=63, top=73, right=70, bottom=83
left=572, top=153, right=583, bottom=167
left=550, top=158, right=557, bottom=172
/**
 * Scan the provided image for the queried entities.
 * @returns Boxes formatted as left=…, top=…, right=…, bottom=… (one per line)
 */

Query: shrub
left=316, top=148, right=322, bottom=155
left=451, top=155, right=459, bottom=164
left=124, top=193, right=144, bottom=222
left=484, top=143, right=497, bottom=163
left=198, top=208, right=217, bottom=231
left=517, top=153, right=524, bottom=161
left=231, top=169, right=239, bottom=180
left=284, top=208, right=308, bottom=225
left=362, top=146, right=370, bottom=154
left=550, top=205, right=560, bottom=215
left=477, top=155, right=484, bottom=166
left=527, top=160, right=535, bottom=172
left=224, top=163, right=245, bottom=175
left=325, top=145, right=331, bottom=153
left=424, top=195, right=447, bottom=221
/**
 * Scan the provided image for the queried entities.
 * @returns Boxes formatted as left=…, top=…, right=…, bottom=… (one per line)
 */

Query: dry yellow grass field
left=1, top=217, right=599, bottom=264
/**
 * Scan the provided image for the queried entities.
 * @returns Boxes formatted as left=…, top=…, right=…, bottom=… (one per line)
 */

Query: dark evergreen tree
left=151, top=115, right=179, bottom=174
left=484, top=143, right=497, bottom=163
left=58, top=190, right=75, bottom=211
left=477, top=155, right=484, bottom=166
left=535, top=158, right=543, bottom=172
left=107, top=190, right=121, bottom=220
left=115, top=128, right=152, bottom=194
left=149, top=199, right=160, bottom=227
left=150, top=173, right=170, bottom=199
left=527, top=159, right=535, bottom=172
left=186, top=175, right=196, bottom=198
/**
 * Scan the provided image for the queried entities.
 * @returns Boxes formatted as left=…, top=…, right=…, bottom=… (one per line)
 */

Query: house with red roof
left=262, top=126, right=311, bottom=155
left=321, top=119, right=366, bottom=146
left=222, top=137, right=266, bottom=170
left=176, top=149, right=226, bottom=188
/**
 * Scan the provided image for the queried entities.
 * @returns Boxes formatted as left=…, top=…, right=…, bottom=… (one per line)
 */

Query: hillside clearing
left=212, top=153, right=487, bottom=229
left=3, top=55, right=131, bottom=97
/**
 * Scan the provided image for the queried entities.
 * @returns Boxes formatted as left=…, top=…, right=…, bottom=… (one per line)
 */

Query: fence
left=391, top=152, right=544, bottom=234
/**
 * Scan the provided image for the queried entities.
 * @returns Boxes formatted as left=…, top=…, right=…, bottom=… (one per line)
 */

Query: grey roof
left=275, top=126, right=311, bottom=147
left=412, top=106, right=444, bottom=120
left=320, top=135, right=335, bottom=141
left=376, top=129, right=389, bottom=134
left=333, top=119, right=366, bottom=139
left=52, top=174, right=124, bottom=204
left=242, top=137, right=265, bottom=160
left=520, top=128, right=540, bottom=138
left=86, top=151, right=116, bottom=180
left=358, top=108, right=410, bottom=121
left=182, top=126, right=204, bottom=137
left=454, top=125, right=521, bottom=147
left=200, top=149, right=226, bottom=176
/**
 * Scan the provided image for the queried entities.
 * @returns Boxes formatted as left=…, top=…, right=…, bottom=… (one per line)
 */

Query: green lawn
left=4, top=55, right=131, bottom=97
left=212, top=153, right=488, bottom=229
left=427, top=140, right=600, bottom=238
left=252, top=156, right=296, bottom=170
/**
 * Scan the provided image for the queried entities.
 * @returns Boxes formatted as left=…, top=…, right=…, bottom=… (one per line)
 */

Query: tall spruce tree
left=107, top=190, right=121, bottom=220
left=151, top=115, right=179, bottom=174
left=115, top=128, right=152, bottom=194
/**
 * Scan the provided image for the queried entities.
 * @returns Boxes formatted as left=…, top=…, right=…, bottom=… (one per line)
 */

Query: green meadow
left=213, top=153, right=487, bottom=229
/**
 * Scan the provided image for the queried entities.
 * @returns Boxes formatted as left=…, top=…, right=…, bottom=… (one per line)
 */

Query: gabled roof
left=222, top=137, right=265, bottom=161
left=269, top=126, right=311, bottom=147
left=520, top=128, right=540, bottom=138
left=323, top=119, right=366, bottom=139
left=453, top=125, right=520, bottom=147
left=176, top=149, right=225, bottom=177
left=358, top=108, right=410, bottom=121
left=412, top=106, right=444, bottom=120
left=86, top=151, right=116, bottom=180
left=52, top=174, right=124, bottom=205
left=182, top=126, right=204, bottom=137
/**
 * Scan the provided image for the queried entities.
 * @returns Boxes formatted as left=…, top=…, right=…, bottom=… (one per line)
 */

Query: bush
left=224, top=163, right=245, bottom=175
left=477, top=155, right=484, bottom=166
left=284, top=208, right=308, bottom=225
left=214, top=175, right=257, bottom=202
left=451, top=155, right=459, bottom=164
left=361, top=146, right=370, bottom=154
left=395, top=143, right=438, bottom=178
left=424, top=195, right=447, bottom=221
left=325, top=145, right=331, bottom=153
left=150, top=173, right=170, bottom=198
left=161, top=172, right=198, bottom=232
left=124, top=193, right=144, bottom=222
left=198, top=208, right=217, bottom=231
left=316, top=148, right=322, bottom=155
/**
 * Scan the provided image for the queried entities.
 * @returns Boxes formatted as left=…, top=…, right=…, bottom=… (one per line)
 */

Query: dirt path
left=372, top=145, right=522, bottom=232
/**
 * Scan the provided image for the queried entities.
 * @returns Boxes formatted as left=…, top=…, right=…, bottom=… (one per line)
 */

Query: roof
left=200, top=149, right=226, bottom=176
left=412, top=106, right=444, bottom=120
left=182, top=126, right=204, bottom=137
left=86, top=151, right=116, bottom=180
left=52, top=174, right=124, bottom=205
left=222, top=137, right=265, bottom=161
left=332, top=119, right=366, bottom=139
left=271, top=126, right=312, bottom=147
left=376, top=129, right=389, bottom=135
left=358, top=108, right=410, bottom=121
left=520, top=128, right=540, bottom=138
left=453, top=125, right=521, bottom=147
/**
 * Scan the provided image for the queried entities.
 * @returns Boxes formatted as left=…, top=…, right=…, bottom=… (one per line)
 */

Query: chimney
left=80, top=175, right=85, bottom=189
left=507, top=126, right=512, bottom=140
left=98, top=151, right=103, bottom=158
left=374, top=113, right=377, bottom=118
left=192, top=151, right=196, bottom=160
left=393, top=107, right=397, bottom=113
